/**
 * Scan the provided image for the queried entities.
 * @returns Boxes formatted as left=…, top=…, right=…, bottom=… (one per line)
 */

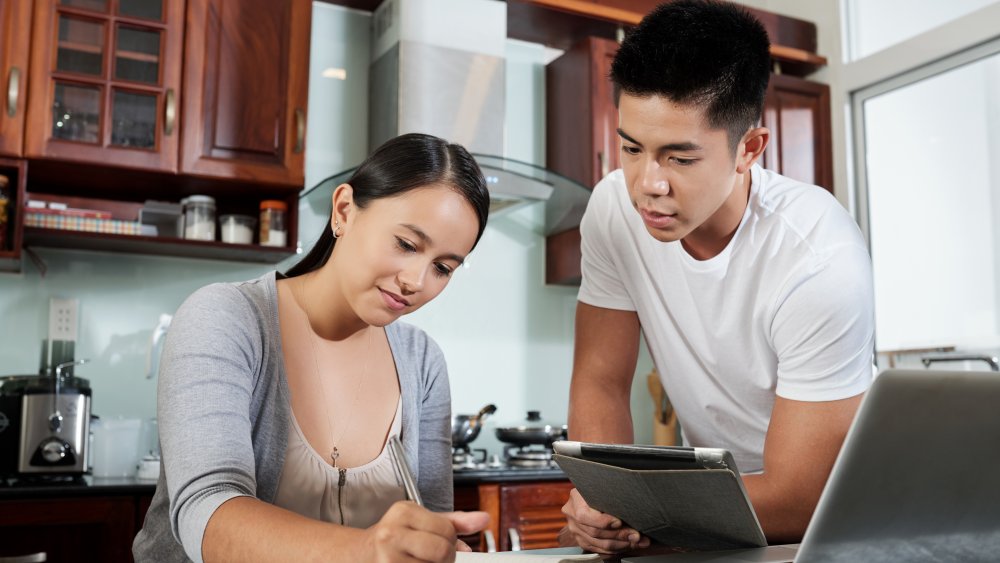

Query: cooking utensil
left=495, top=410, right=568, bottom=447
left=451, top=403, right=496, bottom=448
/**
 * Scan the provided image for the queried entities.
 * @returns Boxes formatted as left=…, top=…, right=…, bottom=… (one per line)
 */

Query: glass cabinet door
left=25, top=0, right=182, bottom=171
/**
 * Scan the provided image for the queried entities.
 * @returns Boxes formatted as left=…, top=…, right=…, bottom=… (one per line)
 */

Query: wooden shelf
left=23, top=227, right=297, bottom=264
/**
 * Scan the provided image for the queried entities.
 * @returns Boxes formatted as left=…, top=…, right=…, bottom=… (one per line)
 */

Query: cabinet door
left=180, top=0, right=310, bottom=187
left=547, top=36, right=620, bottom=190
left=24, top=0, right=184, bottom=172
left=0, top=496, right=135, bottom=563
left=0, top=0, right=32, bottom=156
left=498, top=481, right=574, bottom=551
left=762, top=73, right=833, bottom=192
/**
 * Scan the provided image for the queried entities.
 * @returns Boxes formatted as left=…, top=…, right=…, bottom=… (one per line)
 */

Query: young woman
left=134, top=133, right=491, bottom=562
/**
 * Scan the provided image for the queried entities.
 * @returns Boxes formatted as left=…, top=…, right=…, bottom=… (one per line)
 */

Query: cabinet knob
left=6, top=66, right=19, bottom=118
left=294, top=108, right=305, bottom=154
left=164, top=88, right=177, bottom=136
left=0, top=552, right=47, bottom=562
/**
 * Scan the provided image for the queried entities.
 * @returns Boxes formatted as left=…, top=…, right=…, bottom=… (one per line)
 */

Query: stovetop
left=451, top=445, right=566, bottom=483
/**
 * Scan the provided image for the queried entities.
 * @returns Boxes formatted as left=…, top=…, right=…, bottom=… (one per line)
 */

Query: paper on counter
left=456, top=552, right=601, bottom=562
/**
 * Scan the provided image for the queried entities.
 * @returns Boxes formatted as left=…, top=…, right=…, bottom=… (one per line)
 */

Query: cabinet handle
left=294, top=108, right=305, bottom=153
left=598, top=151, right=610, bottom=179
left=164, top=88, right=176, bottom=136
left=0, top=553, right=47, bottom=563
left=508, top=528, right=522, bottom=551
left=484, top=529, right=496, bottom=553
left=6, top=66, right=20, bottom=118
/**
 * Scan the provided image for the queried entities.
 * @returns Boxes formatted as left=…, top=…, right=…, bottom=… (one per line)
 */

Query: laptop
left=623, top=368, right=1000, bottom=562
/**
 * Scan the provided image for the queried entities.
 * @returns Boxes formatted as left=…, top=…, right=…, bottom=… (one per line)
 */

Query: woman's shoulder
left=386, top=322, right=446, bottom=366
left=176, top=272, right=276, bottom=328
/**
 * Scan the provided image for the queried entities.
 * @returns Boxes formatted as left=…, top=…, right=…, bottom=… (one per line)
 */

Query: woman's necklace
left=297, top=276, right=373, bottom=468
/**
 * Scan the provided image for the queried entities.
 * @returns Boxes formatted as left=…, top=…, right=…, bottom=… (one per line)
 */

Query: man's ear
left=331, top=183, right=355, bottom=232
left=736, top=127, right=770, bottom=174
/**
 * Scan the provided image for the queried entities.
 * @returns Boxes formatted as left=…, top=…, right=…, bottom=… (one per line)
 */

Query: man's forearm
left=742, top=470, right=821, bottom=543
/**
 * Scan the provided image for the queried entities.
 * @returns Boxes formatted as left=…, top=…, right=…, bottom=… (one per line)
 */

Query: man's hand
left=559, top=488, right=650, bottom=554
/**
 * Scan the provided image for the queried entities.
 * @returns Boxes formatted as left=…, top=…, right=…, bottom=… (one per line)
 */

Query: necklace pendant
left=331, top=446, right=340, bottom=468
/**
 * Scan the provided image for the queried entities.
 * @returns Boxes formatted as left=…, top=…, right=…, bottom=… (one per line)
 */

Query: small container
left=259, top=200, right=288, bottom=247
left=219, top=214, right=256, bottom=244
left=182, top=195, right=216, bottom=241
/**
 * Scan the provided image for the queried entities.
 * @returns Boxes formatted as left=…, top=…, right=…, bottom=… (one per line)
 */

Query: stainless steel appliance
left=451, top=403, right=496, bottom=471
left=0, top=361, right=91, bottom=476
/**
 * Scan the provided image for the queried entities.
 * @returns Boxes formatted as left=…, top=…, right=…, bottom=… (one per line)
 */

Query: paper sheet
left=455, top=552, right=602, bottom=562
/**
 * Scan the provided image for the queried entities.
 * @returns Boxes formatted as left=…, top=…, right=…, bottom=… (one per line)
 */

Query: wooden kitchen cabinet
left=0, top=0, right=32, bottom=157
left=0, top=496, right=136, bottom=563
left=24, top=0, right=185, bottom=172
left=180, top=0, right=311, bottom=186
left=457, top=480, right=574, bottom=552
left=762, top=73, right=833, bottom=192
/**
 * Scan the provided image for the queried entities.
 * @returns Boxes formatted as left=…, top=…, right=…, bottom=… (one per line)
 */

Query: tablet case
left=554, top=453, right=767, bottom=551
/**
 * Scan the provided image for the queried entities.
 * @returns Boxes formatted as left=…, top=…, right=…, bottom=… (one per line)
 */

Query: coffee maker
left=0, top=360, right=91, bottom=476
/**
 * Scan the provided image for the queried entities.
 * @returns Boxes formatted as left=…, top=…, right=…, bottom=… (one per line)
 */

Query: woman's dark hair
left=285, top=133, right=490, bottom=277
left=610, top=0, right=771, bottom=153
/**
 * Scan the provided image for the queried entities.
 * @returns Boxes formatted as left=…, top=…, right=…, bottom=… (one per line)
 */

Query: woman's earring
left=332, top=219, right=343, bottom=239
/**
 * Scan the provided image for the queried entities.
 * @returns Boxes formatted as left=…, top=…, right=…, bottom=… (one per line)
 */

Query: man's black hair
left=610, top=0, right=771, bottom=152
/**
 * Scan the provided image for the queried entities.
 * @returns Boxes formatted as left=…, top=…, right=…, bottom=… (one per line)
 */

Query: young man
left=559, top=0, right=875, bottom=554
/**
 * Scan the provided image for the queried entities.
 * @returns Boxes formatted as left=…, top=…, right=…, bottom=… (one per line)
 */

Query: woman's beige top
left=274, top=398, right=406, bottom=527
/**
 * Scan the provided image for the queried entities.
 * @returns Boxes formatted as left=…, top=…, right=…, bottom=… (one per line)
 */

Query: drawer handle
left=164, top=88, right=176, bottom=136
left=484, top=529, right=496, bottom=553
left=294, top=108, right=305, bottom=153
left=508, top=527, right=522, bottom=551
left=0, top=553, right=47, bottom=563
left=6, top=66, right=20, bottom=118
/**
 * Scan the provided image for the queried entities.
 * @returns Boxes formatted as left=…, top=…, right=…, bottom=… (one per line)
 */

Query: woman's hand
left=366, top=501, right=489, bottom=562
left=559, top=488, right=649, bottom=554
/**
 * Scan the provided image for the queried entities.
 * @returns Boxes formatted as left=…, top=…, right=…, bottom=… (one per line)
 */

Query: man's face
left=618, top=93, right=747, bottom=252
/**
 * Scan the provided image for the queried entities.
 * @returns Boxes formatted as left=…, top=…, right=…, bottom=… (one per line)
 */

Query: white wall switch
left=49, top=297, right=79, bottom=343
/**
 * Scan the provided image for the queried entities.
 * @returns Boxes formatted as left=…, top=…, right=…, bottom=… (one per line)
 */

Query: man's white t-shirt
left=578, top=164, right=875, bottom=472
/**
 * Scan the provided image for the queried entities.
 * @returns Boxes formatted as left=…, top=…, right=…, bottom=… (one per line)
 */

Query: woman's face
left=334, top=184, right=480, bottom=326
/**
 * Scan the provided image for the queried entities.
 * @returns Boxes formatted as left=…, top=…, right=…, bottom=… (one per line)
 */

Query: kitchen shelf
left=23, top=227, right=297, bottom=264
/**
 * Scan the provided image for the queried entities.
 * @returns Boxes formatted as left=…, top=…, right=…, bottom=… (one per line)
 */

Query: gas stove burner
left=504, top=445, right=556, bottom=469
left=452, top=446, right=488, bottom=471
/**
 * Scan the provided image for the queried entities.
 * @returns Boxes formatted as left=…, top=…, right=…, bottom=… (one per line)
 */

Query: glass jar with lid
left=182, top=195, right=216, bottom=241
left=259, top=200, right=288, bottom=247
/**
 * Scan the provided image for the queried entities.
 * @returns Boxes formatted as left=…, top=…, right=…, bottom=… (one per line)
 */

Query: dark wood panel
left=181, top=0, right=310, bottom=186
left=0, top=496, right=135, bottom=563
left=0, top=0, right=32, bottom=157
left=498, top=481, right=573, bottom=551
left=763, top=74, right=832, bottom=192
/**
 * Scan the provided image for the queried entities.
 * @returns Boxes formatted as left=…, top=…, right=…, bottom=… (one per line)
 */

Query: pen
left=388, top=434, right=423, bottom=506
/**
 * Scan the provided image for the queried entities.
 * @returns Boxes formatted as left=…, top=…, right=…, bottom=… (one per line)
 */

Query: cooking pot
left=451, top=403, right=496, bottom=448
left=495, top=410, right=568, bottom=447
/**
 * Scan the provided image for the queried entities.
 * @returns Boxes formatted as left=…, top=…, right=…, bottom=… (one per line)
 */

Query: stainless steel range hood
left=363, top=0, right=590, bottom=234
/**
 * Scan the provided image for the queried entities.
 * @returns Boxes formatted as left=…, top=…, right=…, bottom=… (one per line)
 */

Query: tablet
left=552, top=440, right=736, bottom=472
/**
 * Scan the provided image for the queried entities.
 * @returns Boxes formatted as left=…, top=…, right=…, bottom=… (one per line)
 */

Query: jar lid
left=184, top=195, right=216, bottom=205
left=260, top=200, right=287, bottom=211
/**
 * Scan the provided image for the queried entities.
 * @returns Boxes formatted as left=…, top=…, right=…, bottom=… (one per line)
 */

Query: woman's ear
left=331, top=183, right=355, bottom=233
left=736, top=127, right=770, bottom=174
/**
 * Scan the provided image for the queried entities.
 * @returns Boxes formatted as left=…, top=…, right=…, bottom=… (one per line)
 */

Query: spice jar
left=219, top=214, right=256, bottom=244
left=182, top=195, right=216, bottom=241
left=259, top=200, right=288, bottom=247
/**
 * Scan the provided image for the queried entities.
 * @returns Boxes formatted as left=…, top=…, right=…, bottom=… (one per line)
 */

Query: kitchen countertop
left=453, top=465, right=566, bottom=485
left=0, top=466, right=567, bottom=500
left=0, top=475, right=157, bottom=500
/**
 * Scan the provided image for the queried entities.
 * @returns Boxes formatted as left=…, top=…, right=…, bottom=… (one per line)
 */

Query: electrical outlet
left=49, top=298, right=79, bottom=343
